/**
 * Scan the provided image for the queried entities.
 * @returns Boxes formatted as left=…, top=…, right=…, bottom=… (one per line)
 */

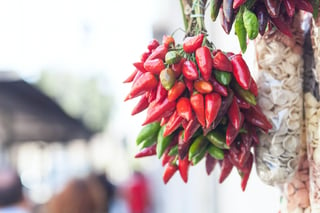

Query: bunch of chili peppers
left=124, top=33, right=272, bottom=191
left=210, top=0, right=319, bottom=52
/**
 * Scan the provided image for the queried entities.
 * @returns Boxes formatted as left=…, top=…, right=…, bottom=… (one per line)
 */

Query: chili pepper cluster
left=124, top=33, right=272, bottom=191
left=210, top=0, right=318, bottom=52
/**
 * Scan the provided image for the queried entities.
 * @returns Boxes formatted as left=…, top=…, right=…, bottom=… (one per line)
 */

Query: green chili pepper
left=232, top=82, right=256, bottom=105
left=165, top=51, right=181, bottom=65
left=313, top=0, right=319, bottom=19
left=243, top=7, right=259, bottom=40
left=140, top=134, right=157, bottom=149
left=214, top=70, right=232, bottom=85
left=168, top=144, right=179, bottom=156
left=160, top=68, right=176, bottom=90
left=188, top=135, right=209, bottom=160
left=207, top=144, right=224, bottom=160
left=157, top=125, right=174, bottom=158
left=191, top=147, right=207, bottom=165
left=206, top=130, right=229, bottom=149
left=210, top=0, right=223, bottom=22
left=235, top=7, right=247, bottom=53
left=136, top=122, right=161, bottom=145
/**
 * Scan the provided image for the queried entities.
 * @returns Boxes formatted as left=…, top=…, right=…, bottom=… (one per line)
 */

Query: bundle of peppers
left=124, top=33, right=272, bottom=191
left=209, top=0, right=319, bottom=52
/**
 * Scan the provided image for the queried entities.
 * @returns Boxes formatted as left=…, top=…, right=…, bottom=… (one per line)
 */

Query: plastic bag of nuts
left=254, top=14, right=304, bottom=186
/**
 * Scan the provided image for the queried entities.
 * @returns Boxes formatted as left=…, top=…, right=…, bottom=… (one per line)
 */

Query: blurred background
left=0, top=0, right=281, bottom=212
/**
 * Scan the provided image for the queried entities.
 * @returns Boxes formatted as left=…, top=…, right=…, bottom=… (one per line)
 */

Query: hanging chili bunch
left=123, top=31, right=272, bottom=191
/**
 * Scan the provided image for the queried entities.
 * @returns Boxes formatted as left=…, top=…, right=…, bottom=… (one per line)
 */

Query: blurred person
left=46, top=176, right=107, bottom=213
left=0, top=168, right=31, bottom=213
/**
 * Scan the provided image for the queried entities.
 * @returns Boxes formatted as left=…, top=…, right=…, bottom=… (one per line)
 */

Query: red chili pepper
left=177, top=97, right=193, bottom=121
left=163, top=110, right=184, bottom=137
left=205, top=154, right=217, bottom=175
left=219, top=155, right=233, bottom=183
left=162, top=35, right=175, bottom=48
left=234, top=95, right=250, bottom=109
left=190, top=93, right=206, bottom=127
left=168, top=81, right=186, bottom=102
left=245, top=105, right=273, bottom=130
left=283, top=0, right=296, bottom=17
left=182, top=60, right=199, bottom=80
left=228, top=143, right=241, bottom=168
left=212, top=89, right=234, bottom=129
left=124, top=72, right=158, bottom=101
left=162, top=149, right=173, bottom=166
left=131, top=94, right=149, bottom=115
left=233, top=0, right=246, bottom=9
left=155, top=82, right=168, bottom=103
left=185, top=78, right=194, bottom=93
left=184, top=118, right=201, bottom=142
left=205, top=93, right=222, bottom=128
left=211, top=76, right=228, bottom=97
left=249, top=77, right=258, bottom=97
left=147, top=44, right=168, bottom=61
left=141, top=51, right=150, bottom=62
left=226, top=112, right=244, bottom=146
left=143, top=97, right=176, bottom=125
left=212, top=50, right=233, bottom=72
left=172, top=58, right=186, bottom=78
left=296, top=0, right=313, bottom=13
left=160, top=114, right=171, bottom=126
left=220, top=9, right=234, bottom=34
left=194, top=80, right=214, bottom=94
left=144, top=58, right=165, bottom=75
left=271, top=16, right=293, bottom=37
left=178, top=130, right=191, bottom=160
left=183, top=34, right=204, bottom=54
left=228, top=97, right=241, bottom=130
left=178, top=155, right=190, bottom=183
left=123, top=69, right=138, bottom=83
left=163, top=163, right=178, bottom=184
left=132, top=70, right=143, bottom=85
left=231, top=54, right=252, bottom=90
left=240, top=152, right=253, bottom=191
left=146, top=88, right=157, bottom=103
left=133, top=61, right=148, bottom=73
left=135, top=143, right=157, bottom=158
left=264, top=0, right=281, bottom=18
left=147, top=39, right=160, bottom=52
left=195, top=46, right=213, bottom=81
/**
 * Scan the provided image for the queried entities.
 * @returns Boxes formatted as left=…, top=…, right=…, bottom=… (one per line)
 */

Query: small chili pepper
left=210, top=0, right=223, bottom=21
left=183, top=34, right=204, bottom=54
left=205, top=154, right=218, bottom=175
left=296, top=0, right=313, bottom=13
left=234, top=95, right=250, bottom=109
left=143, top=97, right=176, bottom=125
left=133, top=62, right=147, bottom=73
left=233, top=0, right=246, bottom=9
left=223, top=0, right=234, bottom=23
left=271, top=16, right=293, bottom=37
left=182, top=60, right=199, bottom=80
left=184, top=118, right=201, bottom=142
left=190, top=93, right=206, bottom=127
left=228, top=97, right=241, bottom=130
left=178, top=155, right=190, bottom=183
left=195, top=46, right=213, bottom=81
left=160, top=114, right=171, bottom=126
left=212, top=89, right=234, bottom=128
left=162, top=149, right=174, bottom=166
left=231, top=54, right=251, bottom=90
left=132, top=70, right=143, bottom=85
left=194, top=80, right=214, bottom=94
left=206, top=130, right=229, bottom=149
left=188, top=135, right=209, bottom=160
left=226, top=112, right=244, bottom=146
left=123, top=69, right=138, bottom=83
left=177, top=97, right=193, bottom=121
left=155, top=82, right=168, bottom=103
left=243, top=7, right=259, bottom=40
left=232, top=82, right=256, bottom=105
left=212, top=50, right=233, bottom=72
left=219, top=155, right=233, bottom=183
left=141, top=51, right=150, bottom=62
left=147, top=39, right=159, bottom=52
left=140, top=134, right=157, bottom=149
left=157, top=125, right=175, bottom=158
left=211, top=76, right=228, bottom=97
left=124, top=72, right=158, bottom=101
left=255, top=4, right=269, bottom=35
left=207, top=144, right=224, bottom=160
left=135, top=143, right=157, bottom=158
left=163, top=162, right=178, bottom=184
left=214, top=70, right=232, bottom=85
left=264, top=0, right=281, bottom=18
left=146, top=88, right=157, bottom=103
left=191, top=147, right=207, bottom=165
left=147, top=44, right=168, bottom=61
left=144, top=58, right=166, bottom=75
left=165, top=51, right=181, bottom=65
left=131, top=94, right=149, bottom=115
left=136, top=122, right=161, bottom=145
left=283, top=0, right=296, bottom=17
left=168, top=144, right=179, bottom=156
left=172, top=57, right=186, bottom=78
left=162, top=35, right=175, bottom=48
left=177, top=131, right=188, bottom=159
left=228, top=143, right=241, bottom=168
left=220, top=8, right=234, bottom=34
left=185, top=78, right=194, bottom=93
left=245, top=105, right=273, bottom=130
left=160, top=68, right=176, bottom=90
left=168, top=81, right=186, bottom=102
left=163, top=110, right=184, bottom=137
left=205, top=93, right=221, bottom=128
left=235, top=7, right=247, bottom=53
left=240, top=152, right=253, bottom=191
left=249, top=77, right=258, bottom=96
